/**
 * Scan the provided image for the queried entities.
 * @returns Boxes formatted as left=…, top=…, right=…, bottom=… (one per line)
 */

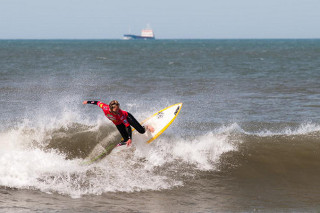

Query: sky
left=0, top=0, right=319, bottom=39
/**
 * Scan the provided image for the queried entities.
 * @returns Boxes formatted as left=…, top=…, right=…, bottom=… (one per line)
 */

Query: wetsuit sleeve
left=86, top=101, right=99, bottom=105
left=96, top=101, right=109, bottom=109
left=126, top=126, right=132, bottom=139
left=127, top=112, right=146, bottom=134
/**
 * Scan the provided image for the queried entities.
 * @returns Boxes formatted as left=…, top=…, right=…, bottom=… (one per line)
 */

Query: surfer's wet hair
left=109, top=100, right=120, bottom=109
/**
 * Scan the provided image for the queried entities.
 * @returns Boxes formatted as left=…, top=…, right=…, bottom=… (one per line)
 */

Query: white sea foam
left=0, top=110, right=236, bottom=198
left=212, top=122, right=320, bottom=137
left=133, top=132, right=236, bottom=171
left=0, top=108, right=181, bottom=198
left=252, top=122, right=320, bottom=137
left=2, top=106, right=318, bottom=198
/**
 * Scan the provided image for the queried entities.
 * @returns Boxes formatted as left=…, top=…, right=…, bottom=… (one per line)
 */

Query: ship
left=123, top=27, right=155, bottom=40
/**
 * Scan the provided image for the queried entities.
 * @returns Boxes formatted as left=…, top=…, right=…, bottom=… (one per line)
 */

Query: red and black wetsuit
left=87, top=101, right=146, bottom=142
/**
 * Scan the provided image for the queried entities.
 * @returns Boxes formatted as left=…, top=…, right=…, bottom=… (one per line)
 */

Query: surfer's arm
left=83, top=101, right=99, bottom=105
left=124, top=125, right=133, bottom=147
left=126, top=125, right=132, bottom=140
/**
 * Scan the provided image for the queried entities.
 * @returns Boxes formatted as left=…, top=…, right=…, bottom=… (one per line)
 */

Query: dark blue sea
left=1, top=39, right=320, bottom=212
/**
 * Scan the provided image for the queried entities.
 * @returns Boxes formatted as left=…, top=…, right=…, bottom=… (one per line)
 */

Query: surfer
left=83, top=100, right=154, bottom=146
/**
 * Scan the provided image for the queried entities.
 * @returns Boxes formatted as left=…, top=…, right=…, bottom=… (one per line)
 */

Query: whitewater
left=1, top=105, right=320, bottom=199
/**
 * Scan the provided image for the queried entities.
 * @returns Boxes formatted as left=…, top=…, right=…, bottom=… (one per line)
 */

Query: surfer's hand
left=126, top=139, right=132, bottom=147
left=83, top=101, right=88, bottom=104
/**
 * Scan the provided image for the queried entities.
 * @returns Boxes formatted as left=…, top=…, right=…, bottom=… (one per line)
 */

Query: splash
left=0, top=109, right=237, bottom=197
left=2, top=107, right=318, bottom=198
left=251, top=122, right=320, bottom=137
left=212, top=122, right=320, bottom=137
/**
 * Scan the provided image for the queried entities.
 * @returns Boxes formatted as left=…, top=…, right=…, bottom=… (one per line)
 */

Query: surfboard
left=132, top=102, right=182, bottom=144
left=82, top=103, right=182, bottom=165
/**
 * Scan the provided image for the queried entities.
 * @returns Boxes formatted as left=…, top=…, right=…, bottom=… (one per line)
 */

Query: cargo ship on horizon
left=123, top=27, right=155, bottom=40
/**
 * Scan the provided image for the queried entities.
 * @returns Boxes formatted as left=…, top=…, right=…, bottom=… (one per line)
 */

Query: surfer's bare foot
left=146, top=125, right=155, bottom=133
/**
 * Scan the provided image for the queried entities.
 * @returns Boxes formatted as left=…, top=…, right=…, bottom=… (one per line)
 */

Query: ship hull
left=123, top=34, right=155, bottom=40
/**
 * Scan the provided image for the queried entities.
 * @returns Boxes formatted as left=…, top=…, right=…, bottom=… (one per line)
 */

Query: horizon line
left=0, top=38, right=319, bottom=40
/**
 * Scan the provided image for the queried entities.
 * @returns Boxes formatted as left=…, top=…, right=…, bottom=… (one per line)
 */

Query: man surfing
left=83, top=100, right=154, bottom=146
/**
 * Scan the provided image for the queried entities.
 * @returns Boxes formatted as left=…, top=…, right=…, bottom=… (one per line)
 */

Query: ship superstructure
left=123, top=27, right=155, bottom=40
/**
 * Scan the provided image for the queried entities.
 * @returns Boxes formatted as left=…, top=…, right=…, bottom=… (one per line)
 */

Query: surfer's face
left=111, top=105, right=119, bottom=114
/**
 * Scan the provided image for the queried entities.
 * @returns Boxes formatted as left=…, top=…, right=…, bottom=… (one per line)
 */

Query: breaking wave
left=1, top=109, right=320, bottom=198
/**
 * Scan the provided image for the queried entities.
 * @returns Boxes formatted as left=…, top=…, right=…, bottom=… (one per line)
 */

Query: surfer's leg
left=127, top=113, right=146, bottom=134
left=116, top=124, right=130, bottom=142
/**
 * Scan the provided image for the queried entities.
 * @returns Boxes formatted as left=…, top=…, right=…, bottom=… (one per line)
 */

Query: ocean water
left=0, top=39, right=320, bottom=212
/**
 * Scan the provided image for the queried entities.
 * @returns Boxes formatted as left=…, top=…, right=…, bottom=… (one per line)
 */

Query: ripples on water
left=1, top=39, right=320, bottom=212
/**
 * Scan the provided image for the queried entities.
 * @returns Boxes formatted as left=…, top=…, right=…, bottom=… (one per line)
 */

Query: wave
left=213, top=122, right=320, bottom=137
left=218, top=132, right=320, bottom=187
left=1, top=112, right=320, bottom=197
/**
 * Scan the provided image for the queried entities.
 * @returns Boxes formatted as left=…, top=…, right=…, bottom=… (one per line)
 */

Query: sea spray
left=1, top=103, right=320, bottom=198
left=0, top=117, right=237, bottom=197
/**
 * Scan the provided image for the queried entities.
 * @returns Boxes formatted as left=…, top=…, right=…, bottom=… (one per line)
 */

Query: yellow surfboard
left=136, top=103, right=183, bottom=144
left=83, top=103, right=182, bottom=164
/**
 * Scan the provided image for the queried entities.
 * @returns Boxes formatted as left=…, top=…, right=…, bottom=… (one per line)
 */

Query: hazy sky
left=1, top=0, right=319, bottom=39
